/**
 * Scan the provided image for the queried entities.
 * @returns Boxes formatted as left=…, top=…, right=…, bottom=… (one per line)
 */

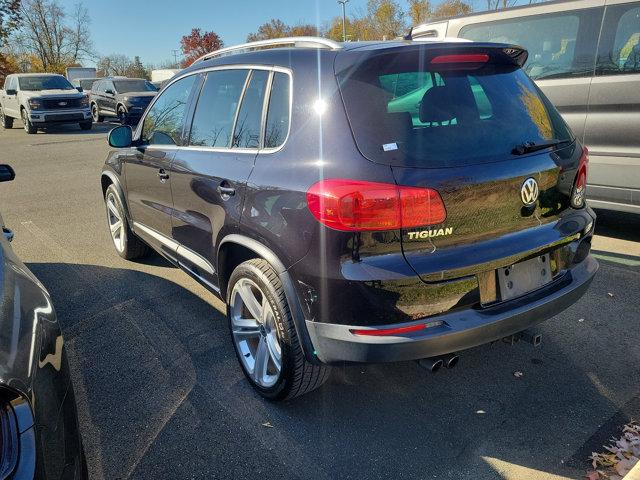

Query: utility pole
left=338, top=0, right=349, bottom=42
left=172, top=49, right=180, bottom=67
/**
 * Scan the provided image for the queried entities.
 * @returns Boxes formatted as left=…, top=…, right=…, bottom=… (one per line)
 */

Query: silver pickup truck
left=0, top=73, right=93, bottom=134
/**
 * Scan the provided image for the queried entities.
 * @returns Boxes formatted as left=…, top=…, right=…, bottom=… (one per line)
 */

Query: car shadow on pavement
left=27, top=262, right=640, bottom=480
left=7, top=121, right=114, bottom=136
left=593, top=208, right=640, bottom=243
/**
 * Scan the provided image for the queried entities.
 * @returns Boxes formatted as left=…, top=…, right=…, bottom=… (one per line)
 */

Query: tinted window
left=114, top=79, right=157, bottom=93
left=596, top=3, right=640, bottom=74
left=80, top=79, right=98, bottom=91
left=18, top=75, right=74, bottom=91
left=189, top=69, right=248, bottom=148
left=264, top=72, right=290, bottom=149
left=232, top=70, right=269, bottom=148
left=338, top=49, right=572, bottom=168
left=141, top=75, right=196, bottom=146
left=460, top=9, right=602, bottom=80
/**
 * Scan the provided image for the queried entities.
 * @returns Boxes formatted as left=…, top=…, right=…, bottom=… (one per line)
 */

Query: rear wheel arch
left=217, top=234, right=320, bottom=365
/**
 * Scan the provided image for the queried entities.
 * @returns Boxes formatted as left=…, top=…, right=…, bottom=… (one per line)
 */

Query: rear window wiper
left=512, top=139, right=571, bottom=155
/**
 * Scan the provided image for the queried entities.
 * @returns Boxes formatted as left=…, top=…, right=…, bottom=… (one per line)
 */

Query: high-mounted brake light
left=431, top=54, right=489, bottom=64
left=571, top=147, right=589, bottom=208
left=306, top=179, right=446, bottom=232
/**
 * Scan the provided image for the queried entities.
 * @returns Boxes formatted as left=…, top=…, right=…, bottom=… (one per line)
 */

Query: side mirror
left=108, top=125, right=133, bottom=148
left=0, top=164, right=15, bottom=182
left=6, top=89, right=17, bottom=96
left=76, top=86, right=83, bottom=92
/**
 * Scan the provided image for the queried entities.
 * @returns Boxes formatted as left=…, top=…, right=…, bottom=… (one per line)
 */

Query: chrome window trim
left=135, top=64, right=293, bottom=155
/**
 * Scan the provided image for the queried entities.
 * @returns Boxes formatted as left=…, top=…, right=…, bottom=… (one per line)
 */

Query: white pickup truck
left=0, top=73, right=93, bottom=134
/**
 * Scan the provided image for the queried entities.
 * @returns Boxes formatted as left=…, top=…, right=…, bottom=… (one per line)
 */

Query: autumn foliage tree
left=0, top=0, right=20, bottom=77
left=246, top=19, right=320, bottom=42
left=180, top=28, right=223, bottom=68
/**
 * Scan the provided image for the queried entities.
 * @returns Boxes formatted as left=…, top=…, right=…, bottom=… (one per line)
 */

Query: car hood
left=0, top=235, right=60, bottom=396
left=21, top=89, right=83, bottom=99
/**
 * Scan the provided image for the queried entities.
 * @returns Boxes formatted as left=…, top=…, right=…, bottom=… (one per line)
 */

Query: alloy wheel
left=21, top=110, right=29, bottom=132
left=91, top=104, right=99, bottom=123
left=230, top=278, right=282, bottom=388
left=106, top=192, right=125, bottom=253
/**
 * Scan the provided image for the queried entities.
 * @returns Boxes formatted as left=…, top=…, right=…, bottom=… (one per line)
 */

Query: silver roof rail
left=194, top=37, right=342, bottom=64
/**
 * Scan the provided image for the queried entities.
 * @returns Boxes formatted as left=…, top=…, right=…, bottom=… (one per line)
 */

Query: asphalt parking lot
left=0, top=122, right=639, bottom=480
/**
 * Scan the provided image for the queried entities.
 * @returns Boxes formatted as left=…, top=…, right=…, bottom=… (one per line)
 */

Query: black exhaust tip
left=418, top=357, right=444, bottom=373
left=443, top=354, right=459, bottom=369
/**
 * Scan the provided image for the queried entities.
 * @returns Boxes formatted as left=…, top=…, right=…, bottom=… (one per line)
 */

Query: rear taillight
left=306, top=179, right=446, bottom=232
left=571, top=147, right=589, bottom=208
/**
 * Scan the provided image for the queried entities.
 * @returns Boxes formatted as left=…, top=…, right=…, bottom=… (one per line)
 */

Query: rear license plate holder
left=497, top=254, right=553, bottom=301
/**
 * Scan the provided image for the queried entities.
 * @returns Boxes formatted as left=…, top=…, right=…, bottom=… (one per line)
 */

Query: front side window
left=232, top=70, right=269, bottom=148
left=18, top=75, right=74, bottom=91
left=264, top=72, right=290, bottom=149
left=460, top=9, right=601, bottom=80
left=141, top=75, right=196, bottom=146
left=189, top=69, right=248, bottom=148
left=596, top=3, right=640, bottom=74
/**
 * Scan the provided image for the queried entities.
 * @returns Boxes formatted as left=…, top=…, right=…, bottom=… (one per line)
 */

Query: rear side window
left=232, top=70, right=269, bottom=149
left=338, top=48, right=573, bottom=168
left=459, top=9, right=602, bottom=80
left=596, top=3, right=640, bottom=74
left=141, top=74, right=196, bottom=146
left=189, top=69, right=248, bottom=148
left=264, top=72, right=290, bottom=149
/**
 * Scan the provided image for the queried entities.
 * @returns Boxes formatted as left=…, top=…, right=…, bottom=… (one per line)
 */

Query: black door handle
left=217, top=182, right=236, bottom=197
left=158, top=169, right=170, bottom=182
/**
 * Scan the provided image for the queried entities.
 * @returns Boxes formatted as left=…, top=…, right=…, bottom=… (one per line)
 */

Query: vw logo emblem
left=521, top=178, right=539, bottom=206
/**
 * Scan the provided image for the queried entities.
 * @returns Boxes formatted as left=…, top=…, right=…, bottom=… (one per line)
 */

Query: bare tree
left=16, top=0, right=94, bottom=72
left=97, top=54, right=131, bottom=76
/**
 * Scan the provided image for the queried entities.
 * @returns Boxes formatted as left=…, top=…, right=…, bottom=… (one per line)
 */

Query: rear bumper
left=306, top=255, right=598, bottom=364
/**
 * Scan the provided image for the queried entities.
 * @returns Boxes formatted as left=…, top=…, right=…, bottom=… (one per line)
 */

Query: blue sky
left=58, top=0, right=450, bottom=66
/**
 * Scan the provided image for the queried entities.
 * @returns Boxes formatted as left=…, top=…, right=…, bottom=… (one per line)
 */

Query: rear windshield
left=114, top=80, right=157, bottom=93
left=18, top=75, right=74, bottom=91
left=337, top=49, right=573, bottom=168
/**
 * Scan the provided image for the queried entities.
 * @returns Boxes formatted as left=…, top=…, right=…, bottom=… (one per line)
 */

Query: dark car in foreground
left=100, top=37, right=598, bottom=400
left=0, top=165, right=86, bottom=477
left=90, top=78, right=157, bottom=125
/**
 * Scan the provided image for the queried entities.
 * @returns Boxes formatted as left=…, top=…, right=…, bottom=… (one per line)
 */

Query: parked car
left=0, top=73, right=92, bottom=134
left=408, top=0, right=640, bottom=214
left=90, top=78, right=158, bottom=125
left=0, top=164, right=87, bottom=478
left=71, top=77, right=101, bottom=93
left=100, top=37, right=598, bottom=400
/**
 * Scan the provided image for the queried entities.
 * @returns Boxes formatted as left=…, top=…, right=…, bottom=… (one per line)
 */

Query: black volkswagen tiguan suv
left=101, top=38, right=598, bottom=400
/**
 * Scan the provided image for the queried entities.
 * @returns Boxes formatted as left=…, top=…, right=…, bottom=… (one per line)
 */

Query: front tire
left=21, top=109, right=36, bottom=134
left=227, top=259, right=329, bottom=400
left=0, top=107, right=13, bottom=129
left=104, top=184, right=149, bottom=260
left=91, top=103, right=104, bottom=123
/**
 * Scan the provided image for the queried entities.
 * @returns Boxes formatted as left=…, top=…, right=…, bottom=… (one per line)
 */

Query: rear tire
left=104, top=184, right=149, bottom=260
left=79, top=121, right=92, bottom=131
left=227, top=259, right=329, bottom=400
left=21, top=109, right=36, bottom=134
left=0, top=107, right=13, bottom=129
left=117, top=105, right=128, bottom=125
